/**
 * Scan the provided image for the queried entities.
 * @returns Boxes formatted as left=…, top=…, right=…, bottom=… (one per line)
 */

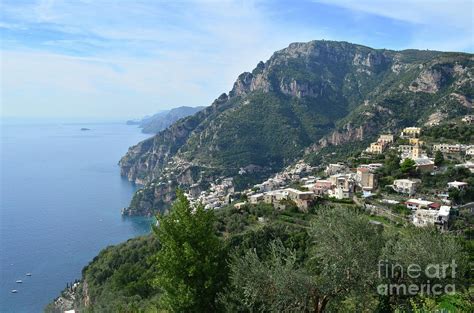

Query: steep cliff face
left=119, top=40, right=473, bottom=214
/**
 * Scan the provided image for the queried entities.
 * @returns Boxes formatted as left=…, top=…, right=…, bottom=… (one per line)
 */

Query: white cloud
left=314, top=0, right=473, bottom=30
left=1, top=0, right=471, bottom=118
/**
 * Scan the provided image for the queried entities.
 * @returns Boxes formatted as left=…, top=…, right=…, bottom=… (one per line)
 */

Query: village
left=185, top=115, right=473, bottom=230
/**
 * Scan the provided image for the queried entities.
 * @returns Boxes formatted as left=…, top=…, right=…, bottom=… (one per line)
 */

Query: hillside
left=127, top=106, right=205, bottom=134
left=119, top=40, right=473, bottom=214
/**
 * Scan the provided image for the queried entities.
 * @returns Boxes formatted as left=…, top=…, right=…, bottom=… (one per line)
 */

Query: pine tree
left=152, top=190, right=226, bottom=312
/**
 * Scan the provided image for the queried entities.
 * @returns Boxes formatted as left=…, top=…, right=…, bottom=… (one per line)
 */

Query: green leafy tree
left=308, top=207, right=385, bottom=312
left=434, top=150, right=444, bottom=167
left=152, top=190, right=226, bottom=312
left=400, top=158, right=416, bottom=175
left=221, top=240, right=315, bottom=313
left=382, top=226, right=469, bottom=310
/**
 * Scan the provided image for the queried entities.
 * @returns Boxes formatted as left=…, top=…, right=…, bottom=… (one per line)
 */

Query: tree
left=448, top=187, right=461, bottom=205
left=400, top=158, right=416, bottom=175
left=434, top=150, right=444, bottom=167
left=221, top=240, right=315, bottom=313
left=382, top=226, right=469, bottom=310
left=152, top=190, right=226, bottom=312
left=308, top=207, right=385, bottom=312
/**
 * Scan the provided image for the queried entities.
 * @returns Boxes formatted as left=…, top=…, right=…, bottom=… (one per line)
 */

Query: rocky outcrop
left=450, top=92, right=472, bottom=108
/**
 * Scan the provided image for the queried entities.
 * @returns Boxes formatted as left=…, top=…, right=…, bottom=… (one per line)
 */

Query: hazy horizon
left=1, top=0, right=473, bottom=119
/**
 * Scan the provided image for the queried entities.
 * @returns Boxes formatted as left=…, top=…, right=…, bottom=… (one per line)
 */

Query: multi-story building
left=398, top=144, right=424, bottom=159
left=366, top=142, right=385, bottom=154
left=356, top=168, right=376, bottom=190
left=378, top=134, right=394, bottom=145
left=432, top=144, right=466, bottom=154
left=412, top=206, right=450, bottom=228
left=392, top=179, right=421, bottom=195
left=401, top=127, right=421, bottom=138
left=285, top=188, right=315, bottom=211
left=313, top=179, right=333, bottom=195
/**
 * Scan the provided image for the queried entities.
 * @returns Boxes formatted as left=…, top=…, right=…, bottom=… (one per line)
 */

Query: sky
left=1, top=0, right=473, bottom=120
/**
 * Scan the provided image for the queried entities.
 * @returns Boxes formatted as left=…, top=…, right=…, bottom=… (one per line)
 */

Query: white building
left=405, top=199, right=439, bottom=210
left=433, top=144, right=466, bottom=154
left=392, top=179, right=421, bottom=195
left=249, top=193, right=264, bottom=204
left=447, top=181, right=468, bottom=190
left=331, top=187, right=352, bottom=199
left=412, top=206, right=450, bottom=228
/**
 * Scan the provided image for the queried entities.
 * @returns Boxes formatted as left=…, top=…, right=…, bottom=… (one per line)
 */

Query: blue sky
left=1, top=0, right=473, bottom=119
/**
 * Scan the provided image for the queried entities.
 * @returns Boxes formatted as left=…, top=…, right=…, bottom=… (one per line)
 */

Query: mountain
left=127, top=106, right=205, bottom=134
left=119, top=40, right=473, bottom=215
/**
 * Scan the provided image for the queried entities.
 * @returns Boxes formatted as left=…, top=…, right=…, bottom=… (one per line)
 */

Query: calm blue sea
left=0, top=121, right=152, bottom=313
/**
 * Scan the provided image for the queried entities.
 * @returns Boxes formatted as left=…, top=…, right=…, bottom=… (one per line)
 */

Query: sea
left=0, top=120, right=153, bottom=313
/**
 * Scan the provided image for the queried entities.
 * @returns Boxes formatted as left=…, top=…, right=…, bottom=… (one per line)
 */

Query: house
left=358, top=163, right=384, bottom=172
left=447, top=181, right=468, bottom=190
left=284, top=188, right=315, bottom=211
left=249, top=193, right=264, bottom=204
left=414, top=158, right=435, bottom=172
left=263, top=190, right=289, bottom=205
left=324, top=163, right=346, bottom=175
left=329, top=174, right=355, bottom=192
left=462, top=115, right=474, bottom=124
left=356, top=167, right=376, bottom=190
left=313, top=179, right=333, bottom=195
left=366, top=142, right=385, bottom=154
left=331, top=186, right=352, bottom=199
left=399, top=144, right=424, bottom=159
left=392, top=179, right=421, bottom=195
left=438, top=205, right=451, bottom=224
left=412, top=206, right=450, bottom=228
left=378, top=134, right=394, bottom=145
left=413, top=209, right=439, bottom=227
left=405, top=199, right=439, bottom=210
left=432, top=144, right=466, bottom=154
left=401, top=127, right=421, bottom=138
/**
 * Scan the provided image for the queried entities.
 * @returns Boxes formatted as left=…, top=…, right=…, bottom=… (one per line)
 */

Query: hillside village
left=185, top=114, right=474, bottom=230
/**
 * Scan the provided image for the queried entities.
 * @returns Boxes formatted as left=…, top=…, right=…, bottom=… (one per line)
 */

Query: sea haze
left=0, top=121, right=153, bottom=313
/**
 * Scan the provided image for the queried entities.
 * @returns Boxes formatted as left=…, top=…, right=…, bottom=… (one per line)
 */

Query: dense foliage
left=152, top=190, right=226, bottom=312
left=59, top=196, right=473, bottom=312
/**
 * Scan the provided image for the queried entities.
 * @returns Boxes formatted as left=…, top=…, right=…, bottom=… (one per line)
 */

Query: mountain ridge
left=119, top=40, right=473, bottom=214
left=126, top=106, right=205, bottom=134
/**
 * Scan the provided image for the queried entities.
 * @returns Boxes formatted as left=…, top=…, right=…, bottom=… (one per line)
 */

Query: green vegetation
left=423, top=123, right=474, bottom=144
left=49, top=236, right=161, bottom=312
left=400, top=158, right=416, bottom=175
left=60, top=194, right=473, bottom=312
left=434, top=150, right=445, bottom=166
left=152, top=191, right=226, bottom=312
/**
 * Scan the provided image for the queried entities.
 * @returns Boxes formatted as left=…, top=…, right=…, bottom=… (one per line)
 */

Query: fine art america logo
left=377, top=260, right=458, bottom=296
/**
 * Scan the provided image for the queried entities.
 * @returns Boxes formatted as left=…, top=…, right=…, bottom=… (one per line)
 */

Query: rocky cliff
left=119, top=40, right=473, bottom=214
